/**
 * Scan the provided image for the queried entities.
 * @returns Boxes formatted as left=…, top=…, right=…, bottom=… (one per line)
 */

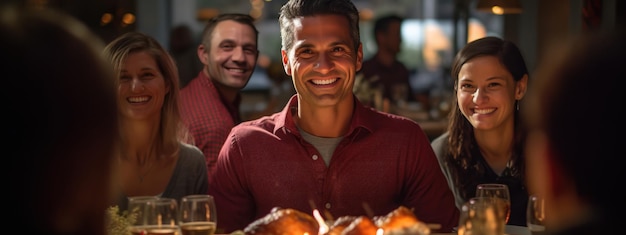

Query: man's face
left=281, top=14, right=363, bottom=108
left=200, top=20, right=258, bottom=90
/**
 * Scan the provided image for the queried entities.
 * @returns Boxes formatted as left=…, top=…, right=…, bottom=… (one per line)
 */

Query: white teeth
left=228, top=68, right=244, bottom=73
left=474, top=108, right=495, bottom=114
left=312, top=78, right=337, bottom=85
left=128, top=96, right=149, bottom=103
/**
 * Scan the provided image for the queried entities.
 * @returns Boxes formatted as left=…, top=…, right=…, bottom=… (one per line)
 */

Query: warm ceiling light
left=476, top=0, right=522, bottom=15
left=197, top=8, right=219, bottom=21
left=100, top=13, right=113, bottom=26
left=121, top=13, right=135, bottom=25
left=359, top=8, right=374, bottom=21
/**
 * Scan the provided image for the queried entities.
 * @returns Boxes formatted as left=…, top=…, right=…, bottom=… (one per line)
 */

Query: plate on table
left=506, top=225, right=530, bottom=235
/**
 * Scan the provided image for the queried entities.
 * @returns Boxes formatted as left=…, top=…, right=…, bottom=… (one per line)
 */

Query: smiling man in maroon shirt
left=179, top=14, right=259, bottom=179
left=208, top=0, right=459, bottom=233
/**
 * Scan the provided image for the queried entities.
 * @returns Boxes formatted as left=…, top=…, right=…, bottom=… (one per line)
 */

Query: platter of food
left=235, top=206, right=432, bottom=235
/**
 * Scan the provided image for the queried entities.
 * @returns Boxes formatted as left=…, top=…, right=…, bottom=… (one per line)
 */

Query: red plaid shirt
left=179, top=71, right=241, bottom=178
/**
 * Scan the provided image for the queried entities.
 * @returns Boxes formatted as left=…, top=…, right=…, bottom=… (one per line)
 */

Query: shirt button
left=312, top=154, right=319, bottom=160
left=325, top=203, right=331, bottom=209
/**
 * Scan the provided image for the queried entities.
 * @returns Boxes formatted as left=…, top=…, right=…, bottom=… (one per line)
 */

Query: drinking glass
left=130, top=197, right=181, bottom=235
left=527, top=195, right=546, bottom=235
left=127, top=196, right=159, bottom=232
left=391, top=84, right=408, bottom=107
left=476, top=183, right=511, bottom=224
left=457, top=197, right=506, bottom=235
left=179, top=195, right=217, bottom=235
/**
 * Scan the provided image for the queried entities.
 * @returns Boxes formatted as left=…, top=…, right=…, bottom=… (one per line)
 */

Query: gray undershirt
left=299, top=127, right=344, bottom=166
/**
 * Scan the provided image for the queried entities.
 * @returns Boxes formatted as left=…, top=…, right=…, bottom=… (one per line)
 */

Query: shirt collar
left=273, top=94, right=377, bottom=139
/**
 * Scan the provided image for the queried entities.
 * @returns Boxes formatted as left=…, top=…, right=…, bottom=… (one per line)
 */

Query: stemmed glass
left=130, top=197, right=181, bottom=235
left=127, top=196, right=159, bottom=234
left=178, top=194, right=218, bottom=235
left=476, top=183, right=511, bottom=224
left=527, top=195, right=546, bottom=235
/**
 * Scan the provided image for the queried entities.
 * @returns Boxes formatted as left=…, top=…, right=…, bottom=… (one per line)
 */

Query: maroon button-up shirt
left=209, top=95, right=459, bottom=233
left=179, top=71, right=241, bottom=179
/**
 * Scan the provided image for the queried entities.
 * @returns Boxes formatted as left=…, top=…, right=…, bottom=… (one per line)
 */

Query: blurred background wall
left=9, top=0, right=624, bottom=118
left=14, top=0, right=624, bottom=75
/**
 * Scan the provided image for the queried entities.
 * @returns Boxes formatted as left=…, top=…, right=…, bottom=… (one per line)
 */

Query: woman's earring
left=515, top=100, right=520, bottom=111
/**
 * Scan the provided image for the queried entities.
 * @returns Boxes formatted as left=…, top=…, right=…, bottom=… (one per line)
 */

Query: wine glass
left=476, top=184, right=511, bottom=224
left=127, top=196, right=159, bottom=233
left=457, top=197, right=506, bottom=235
left=527, top=195, right=546, bottom=235
left=131, top=197, right=181, bottom=235
left=178, top=195, right=217, bottom=235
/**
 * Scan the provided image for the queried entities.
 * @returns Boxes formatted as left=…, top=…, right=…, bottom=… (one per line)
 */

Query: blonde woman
left=104, top=32, right=208, bottom=209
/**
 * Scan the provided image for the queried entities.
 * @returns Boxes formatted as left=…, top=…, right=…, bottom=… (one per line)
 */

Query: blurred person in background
left=431, top=36, right=529, bottom=226
left=179, top=13, right=259, bottom=178
left=208, top=0, right=459, bottom=233
left=358, top=14, right=416, bottom=111
left=524, top=29, right=625, bottom=235
left=3, top=5, right=118, bottom=235
left=169, top=24, right=202, bottom=88
left=104, top=32, right=208, bottom=209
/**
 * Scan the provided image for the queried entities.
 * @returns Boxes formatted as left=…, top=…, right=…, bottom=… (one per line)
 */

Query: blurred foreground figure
left=524, top=29, right=625, bottom=235
left=2, top=5, right=118, bottom=235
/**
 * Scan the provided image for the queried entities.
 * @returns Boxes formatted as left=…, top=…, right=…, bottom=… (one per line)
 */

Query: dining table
left=432, top=225, right=531, bottom=235
left=415, top=118, right=448, bottom=141
left=216, top=225, right=531, bottom=235
left=394, top=111, right=448, bottom=141
left=389, top=101, right=449, bottom=141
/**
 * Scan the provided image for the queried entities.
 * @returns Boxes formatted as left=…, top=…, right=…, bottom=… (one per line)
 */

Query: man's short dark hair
left=373, top=14, right=403, bottom=42
left=279, top=0, right=361, bottom=52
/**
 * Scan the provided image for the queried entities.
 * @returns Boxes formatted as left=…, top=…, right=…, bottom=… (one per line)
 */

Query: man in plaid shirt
left=179, top=13, right=259, bottom=178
